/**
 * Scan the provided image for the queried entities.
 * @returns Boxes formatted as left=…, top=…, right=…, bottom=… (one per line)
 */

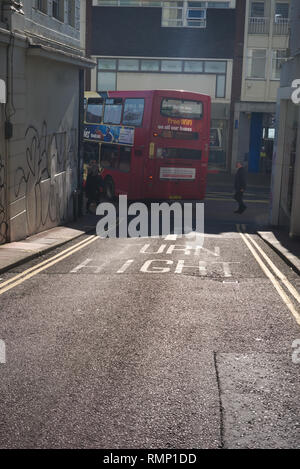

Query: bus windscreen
left=160, top=99, right=202, bottom=119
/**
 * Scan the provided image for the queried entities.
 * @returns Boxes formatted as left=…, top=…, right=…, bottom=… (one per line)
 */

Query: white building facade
left=0, top=0, right=94, bottom=244
left=231, top=0, right=290, bottom=173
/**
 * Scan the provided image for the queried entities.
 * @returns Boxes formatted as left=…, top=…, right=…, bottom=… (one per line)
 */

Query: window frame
left=118, top=59, right=140, bottom=71
left=36, top=0, right=48, bottom=14
left=246, top=48, right=267, bottom=79
left=67, top=0, right=76, bottom=27
left=275, top=2, right=290, bottom=19
left=250, top=1, right=265, bottom=18
left=85, top=98, right=104, bottom=124
left=103, top=98, right=123, bottom=125
left=119, top=146, right=132, bottom=173
left=100, top=144, right=120, bottom=171
left=160, top=98, right=203, bottom=120
left=97, top=72, right=117, bottom=92
left=122, top=98, right=145, bottom=127
left=215, top=74, right=226, bottom=98
left=270, top=49, right=287, bottom=80
left=52, top=0, right=64, bottom=22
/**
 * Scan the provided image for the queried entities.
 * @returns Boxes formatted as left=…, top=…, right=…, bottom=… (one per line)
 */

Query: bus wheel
left=104, top=178, right=115, bottom=200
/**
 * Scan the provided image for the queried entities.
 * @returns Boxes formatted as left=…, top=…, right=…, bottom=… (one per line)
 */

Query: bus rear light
left=153, top=132, right=159, bottom=137
left=149, top=175, right=153, bottom=180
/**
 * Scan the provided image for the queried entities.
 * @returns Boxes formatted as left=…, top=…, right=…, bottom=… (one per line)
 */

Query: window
left=119, top=147, right=131, bottom=172
left=271, top=50, right=287, bottom=79
left=186, top=4, right=206, bottom=27
left=216, top=75, right=226, bottom=98
left=95, top=57, right=227, bottom=85
left=161, top=60, right=183, bottom=72
left=141, top=60, right=160, bottom=72
left=52, top=0, right=64, bottom=21
left=161, top=99, right=203, bottom=119
left=204, top=61, right=226, bottom=73
left=123, top=99, right=144, bottom=126
left=67, top=0, right=75, bottom=27
left=101, top=145, right=119, bottom=170
left=96, top=0, right=229, bottom=6
left=247, top=49, right=266, bottom=79
left=83, top=142, right=99, bottom=166
left=250, top=1, right=265, bottom=17
left=118, top=59, right=139, bottom=71
left=162, top=2, right=184, bottom=27
left=97, top=73, right=116, bottom=91
left=210, top=128, right=222, bottom=148
left=184, top=61, right=204, bottom=72
left=86, top=99, right=103, bottom=124
left=162, top=1, right=206, bottom=28
left=37, top=0, right=48, bottom=14
left=98, top=59, right=117, bottom=70
left=100, top=145, right=131, bottom=172
left=275, top=2, right=289, bottom=19
left=104, top=99, right=123, bottom=124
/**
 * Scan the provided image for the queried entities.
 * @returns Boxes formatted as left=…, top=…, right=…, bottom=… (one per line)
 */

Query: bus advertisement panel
left=83, top=124, right=135, bottom=146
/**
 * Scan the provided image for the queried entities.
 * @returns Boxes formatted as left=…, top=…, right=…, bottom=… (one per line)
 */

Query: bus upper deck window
left=123, top=99, right=144, bottom=127
left=104, top=98, right=123, bottom=125
left=86, top=98, right=103, bottom=124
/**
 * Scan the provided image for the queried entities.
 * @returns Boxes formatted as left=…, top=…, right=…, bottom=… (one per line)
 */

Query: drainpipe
left=75, top=68, right=85, bottom=220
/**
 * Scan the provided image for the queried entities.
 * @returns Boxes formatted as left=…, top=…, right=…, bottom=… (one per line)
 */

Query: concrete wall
left=7, top=51, right=79, bottom=241
left=270, top=52, right=300, bottom=235
left=90, top=7, right=236, bottom=59
left=0, top=40, right=7, bottom=244
left=0, top=3, right=89, bottom=243
left=23, top=0, right=81, bottom=48
left=241, top=0, right=290, bottom=103
left=91, top=59, right=233, bottom=104
left=117, top=69, right=230, bottom=104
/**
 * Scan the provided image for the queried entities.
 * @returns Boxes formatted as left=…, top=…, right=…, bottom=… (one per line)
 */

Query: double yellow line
left=0, top=235, right=98, bottom=297
left=237, top=224, right=300, bottom=326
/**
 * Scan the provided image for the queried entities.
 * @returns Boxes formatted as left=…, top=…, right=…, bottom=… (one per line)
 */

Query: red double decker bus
left=83, top=89, right=211, bottom=200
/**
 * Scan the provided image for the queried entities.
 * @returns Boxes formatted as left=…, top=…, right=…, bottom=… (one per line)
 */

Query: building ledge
left=27, top=43, right=95, bottom=69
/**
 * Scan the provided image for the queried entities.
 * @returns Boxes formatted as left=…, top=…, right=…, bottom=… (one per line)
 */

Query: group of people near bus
left=84, top=158, right=247, bottom=215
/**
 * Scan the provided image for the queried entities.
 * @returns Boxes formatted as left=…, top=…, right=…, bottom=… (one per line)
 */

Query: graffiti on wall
left=0, top=151, right=8, bottom=244
left=14, top=121, right=77, bottom=237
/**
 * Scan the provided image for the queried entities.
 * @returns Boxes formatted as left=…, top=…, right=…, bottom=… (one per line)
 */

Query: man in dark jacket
left=234, top=162, right=247, bottom=214
left=85, top=160, right=103, bottom=213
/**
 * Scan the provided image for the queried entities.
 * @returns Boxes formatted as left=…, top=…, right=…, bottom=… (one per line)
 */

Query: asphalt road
left=0, top=193, right=299, bottom=449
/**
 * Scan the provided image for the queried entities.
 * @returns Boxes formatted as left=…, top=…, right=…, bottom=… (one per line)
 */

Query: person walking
left=234, top=162, right=247, bottom=214
left=85, top=160, right=103, bottom=213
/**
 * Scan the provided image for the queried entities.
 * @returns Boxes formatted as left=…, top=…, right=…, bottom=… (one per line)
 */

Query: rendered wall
left=0, top=42, right=7, bottom=244
left=115, top=69, right=232, bottom=103
left=23, top=0, right=81, bottom=48
left=7, top=51, right=79, bottom=242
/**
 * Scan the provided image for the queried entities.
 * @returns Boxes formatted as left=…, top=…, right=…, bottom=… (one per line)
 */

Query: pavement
left=207, top=171, right=271, bottom=188
left=0, top=214, right=97, bottom=275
